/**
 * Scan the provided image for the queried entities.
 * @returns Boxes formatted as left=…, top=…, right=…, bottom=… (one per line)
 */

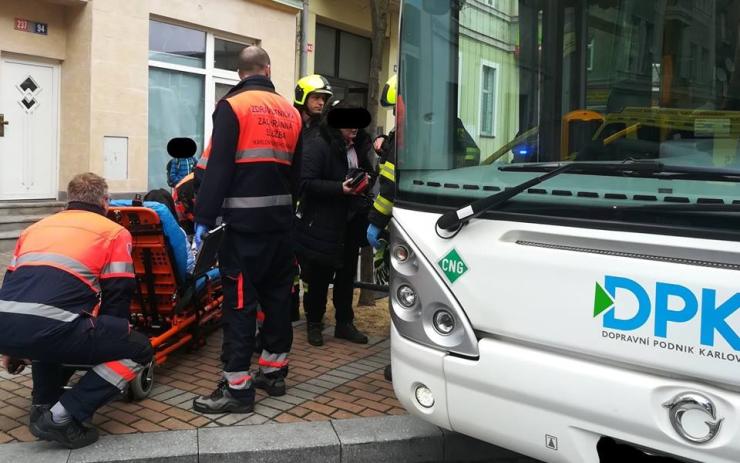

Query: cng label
left=438, top=249, right=468, bottom=283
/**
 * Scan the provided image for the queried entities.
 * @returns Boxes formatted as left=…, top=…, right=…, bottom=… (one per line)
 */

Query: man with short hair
left=294, top=74, right=333, bottom=141
left=0, top=172, right=153, bottom=449
left=192, top=46, right=303, bottom=413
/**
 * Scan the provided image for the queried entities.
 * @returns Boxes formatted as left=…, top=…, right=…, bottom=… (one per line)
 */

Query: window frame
left=478, top=59, right=499, bottom=138
left=148, top=19, right=251, bottom=149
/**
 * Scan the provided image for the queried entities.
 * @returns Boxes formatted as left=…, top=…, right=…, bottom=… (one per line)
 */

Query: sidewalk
left=0, top=322, right=398, bottom=444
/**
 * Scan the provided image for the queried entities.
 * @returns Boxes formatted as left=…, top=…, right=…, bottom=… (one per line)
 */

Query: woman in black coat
left=294, top=104, right=376, bottom=347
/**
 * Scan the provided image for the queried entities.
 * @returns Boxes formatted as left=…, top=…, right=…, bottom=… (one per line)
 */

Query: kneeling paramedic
left=192, top=45, right=302, bottom=414
left=0, top=172, right=153, bottom=449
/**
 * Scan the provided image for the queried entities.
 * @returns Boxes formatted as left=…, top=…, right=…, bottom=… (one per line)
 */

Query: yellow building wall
left=305, top=0, right=399, bottom=133
left=0, top=0, right=68, bottom=61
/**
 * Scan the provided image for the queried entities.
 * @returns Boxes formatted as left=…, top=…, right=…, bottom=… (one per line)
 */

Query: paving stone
left=160, top=417, right=193, bottom=430
left=236, top=414, right=270, bottom=426
left=271, top=394, right=305, bottom=406
left=151, top=388, right=184, bottom=402
left=199, top=421, right=339, bottom=463
left=69, top=429, right=197, bottom=463
left=259, top=398, right=294, bottom=412
left=288, top=388, right=318, bottom=400
left=215, top=413, right=254, bottom=426
left=294, top=383, right=328, bottom=395
left=333, top=415, right=443, bottom=463
left=304, top=378, right=337, bottom=389
left=317, top=374, right=350, bottom=385
left=253, top=404, right=281, bottom=419
left=163, top=392, right=197, bottom=406
left=326, top=369, right=361, bottom=380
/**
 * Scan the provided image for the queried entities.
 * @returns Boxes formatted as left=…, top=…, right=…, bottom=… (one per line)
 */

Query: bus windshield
left=397, top=0, right=740, bottom=234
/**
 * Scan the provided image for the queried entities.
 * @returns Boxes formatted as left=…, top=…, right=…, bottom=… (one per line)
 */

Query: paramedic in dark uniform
left=192, top=46, right=303, bottom=413
left=0, top=172, right=153, bottom=449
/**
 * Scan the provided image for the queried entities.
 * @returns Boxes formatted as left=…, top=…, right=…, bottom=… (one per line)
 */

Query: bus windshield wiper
left=436, top=160, right=740, bottom=235
left=436, top=160, right=662, bottom=233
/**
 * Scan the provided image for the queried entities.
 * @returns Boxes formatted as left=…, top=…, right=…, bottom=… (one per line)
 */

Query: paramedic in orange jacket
left=0, top=173, right=153, bottom=449
left=192, top=46, right=302, bottom=414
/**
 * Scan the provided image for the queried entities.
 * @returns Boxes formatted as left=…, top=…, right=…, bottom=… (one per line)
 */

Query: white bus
left=389, top=1, right=740, bottom=462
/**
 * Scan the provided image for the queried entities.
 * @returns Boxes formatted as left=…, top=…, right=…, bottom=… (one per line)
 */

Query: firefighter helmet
left=294, top=74, right=333, bottom=106
left=380, top=74, right=397, bottom=107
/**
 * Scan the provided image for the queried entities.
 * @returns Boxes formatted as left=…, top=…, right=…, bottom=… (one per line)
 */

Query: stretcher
left=106, top=202, right=224, bottom=399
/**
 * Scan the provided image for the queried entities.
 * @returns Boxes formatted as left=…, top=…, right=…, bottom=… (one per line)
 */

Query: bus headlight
left=433, top=310, right=455, bottom=335
left=397, top=284, right=417, bottom=307
left=415, top=384, right=435, bottom=408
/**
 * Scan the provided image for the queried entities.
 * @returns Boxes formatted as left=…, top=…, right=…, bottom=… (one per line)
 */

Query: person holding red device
left=294, top=101, right=375, bottom=346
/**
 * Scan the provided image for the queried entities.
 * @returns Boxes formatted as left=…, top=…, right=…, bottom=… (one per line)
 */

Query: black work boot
left=31, top=408, right=99, bottom=449
left=307, top=322, right=324, bottom=346
left=335, top=322, right=368, bottom=344
left=254, top=370, right=286, bottom=397
left=383, top=364, right=392, bottom=382
left=29, top=404, right=50, bottom=438
left=192, top=381, right=254, bottom=414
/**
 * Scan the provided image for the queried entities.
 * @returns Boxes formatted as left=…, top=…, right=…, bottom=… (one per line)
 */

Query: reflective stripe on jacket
left=195, top=75, right=303, bottom=233
left=0, top=204, right=134, bottom=345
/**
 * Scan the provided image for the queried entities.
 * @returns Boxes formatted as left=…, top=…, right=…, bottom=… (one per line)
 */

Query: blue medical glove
left=193, top=223, right=209, bottom=250
left=367, top=224, right=383, bottom=249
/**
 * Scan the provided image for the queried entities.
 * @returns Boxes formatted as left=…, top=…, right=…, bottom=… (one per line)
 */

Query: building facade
left=304, top=0, right=400, bottom=134
left=0, top=0, right=302, bottom=198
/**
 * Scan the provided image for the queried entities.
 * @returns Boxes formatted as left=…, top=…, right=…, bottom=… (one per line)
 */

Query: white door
left=0, top=57, right=58, bottom=200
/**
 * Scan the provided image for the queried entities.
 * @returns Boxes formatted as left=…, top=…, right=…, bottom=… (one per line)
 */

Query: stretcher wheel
left=128, top=362, right=154, bottom=401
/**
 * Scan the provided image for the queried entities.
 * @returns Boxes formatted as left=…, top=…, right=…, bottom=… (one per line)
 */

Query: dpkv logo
left=593, top=276, right=740, bottom=350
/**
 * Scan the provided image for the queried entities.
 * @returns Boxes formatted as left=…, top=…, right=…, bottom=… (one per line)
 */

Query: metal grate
left=515, top=239, right=740, bottom=270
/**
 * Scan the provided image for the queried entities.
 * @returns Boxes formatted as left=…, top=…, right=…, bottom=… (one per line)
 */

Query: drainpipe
left=299, top=0, right=309, bottom=77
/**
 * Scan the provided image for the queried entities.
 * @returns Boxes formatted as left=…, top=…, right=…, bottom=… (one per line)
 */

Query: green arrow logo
left=593, top=282, right=614, bottom=317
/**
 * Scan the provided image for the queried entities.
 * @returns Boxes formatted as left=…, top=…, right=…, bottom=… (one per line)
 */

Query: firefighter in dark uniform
left=367, top=75, right=398, bottom=248
left=290, top=75, right=333, bottom=321
left=192, top=46, right=303, bottom=414
left=294, top=74, right=333, bottom=141
left=0, top=172, right=153, bottom=449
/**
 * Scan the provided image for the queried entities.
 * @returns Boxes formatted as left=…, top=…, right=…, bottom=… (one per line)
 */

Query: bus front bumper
left=391, top=325, right=740, bottom=463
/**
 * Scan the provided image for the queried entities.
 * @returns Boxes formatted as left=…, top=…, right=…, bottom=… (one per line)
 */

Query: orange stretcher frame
left=107, top=206, right=223, bottom=367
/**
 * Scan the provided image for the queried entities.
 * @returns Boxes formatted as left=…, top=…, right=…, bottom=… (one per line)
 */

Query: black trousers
left=218, top=230, right=295, bottom=399
left=301, top=216, right=365, bottom=325
left=24, top=315, right=152, bottom=423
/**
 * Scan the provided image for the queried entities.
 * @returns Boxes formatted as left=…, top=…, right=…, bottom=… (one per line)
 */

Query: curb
left=0, top=415, right=541, bottom=463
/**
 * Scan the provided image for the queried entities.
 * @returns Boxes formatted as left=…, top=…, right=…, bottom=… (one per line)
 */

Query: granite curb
left=0, top=415, right=541, bottom=463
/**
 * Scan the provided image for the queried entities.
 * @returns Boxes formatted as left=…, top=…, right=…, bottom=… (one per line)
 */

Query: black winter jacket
left=294, top=125, right=375, bottom=267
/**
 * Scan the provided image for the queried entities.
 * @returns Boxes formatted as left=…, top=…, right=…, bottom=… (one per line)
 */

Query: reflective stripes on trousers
left=93, top=359, right=142, bottom=390
left=258, top=351, right=288, bottom=374
left=222, top=195, right=292, bottom=209
left=224, top=371, right=252, bottom=390
left=0, top=300, right=81, bottom=322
